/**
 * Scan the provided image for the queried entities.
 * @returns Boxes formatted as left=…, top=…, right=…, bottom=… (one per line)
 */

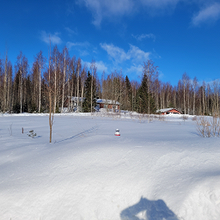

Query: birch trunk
left=3, top=55, right=8, bottom=112
left=61, top=50, right=66, bottom=113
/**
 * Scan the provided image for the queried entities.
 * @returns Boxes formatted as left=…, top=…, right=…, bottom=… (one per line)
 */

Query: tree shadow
left=55, top=125, right=98, bottom=144
left=120, top=197, right=179, bottom=220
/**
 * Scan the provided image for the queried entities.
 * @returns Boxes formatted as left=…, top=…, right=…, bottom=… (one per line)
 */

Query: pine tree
left=125, top=75, right=132, bottom=111
left=136, top=73, right=156, bottom=114
left=82, top=71, right=96, bottom=112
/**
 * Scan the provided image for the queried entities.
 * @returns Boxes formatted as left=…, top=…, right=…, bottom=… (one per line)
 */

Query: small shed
left=156, top=108, right=182, bottom=115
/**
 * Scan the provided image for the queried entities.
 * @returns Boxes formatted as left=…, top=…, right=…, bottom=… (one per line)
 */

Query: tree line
left=0, top=46, right=219, bottom=116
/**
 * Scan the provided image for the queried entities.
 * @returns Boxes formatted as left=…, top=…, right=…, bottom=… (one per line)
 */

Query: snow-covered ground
left=0, top=113, right=220, bottom=220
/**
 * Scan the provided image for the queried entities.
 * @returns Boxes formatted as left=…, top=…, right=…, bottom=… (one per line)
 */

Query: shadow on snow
left=55, top=125, right=98, bottom=144
left=120, top=197, right=179, bottom=220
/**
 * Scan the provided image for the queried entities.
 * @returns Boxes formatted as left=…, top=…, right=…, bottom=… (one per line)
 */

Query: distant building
left=65, top=96, right=84, bottom=112
left=96, top=99, right=120, bottom=112
left=65, top=97, right=120, bottom=112
left=156, top=108, right=182, bottom=115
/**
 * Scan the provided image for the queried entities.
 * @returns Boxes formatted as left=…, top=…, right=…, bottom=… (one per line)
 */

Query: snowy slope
left=0, top=113, right=220, bottom=220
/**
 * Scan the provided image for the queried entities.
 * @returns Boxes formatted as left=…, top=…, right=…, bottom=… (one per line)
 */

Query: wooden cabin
left=96, top=99, right=120, bottom=112
left=156, top=108, right=182, bottom=115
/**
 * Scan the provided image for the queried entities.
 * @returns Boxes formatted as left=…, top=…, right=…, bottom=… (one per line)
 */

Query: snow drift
left=0, top=113, right=220, bottom=220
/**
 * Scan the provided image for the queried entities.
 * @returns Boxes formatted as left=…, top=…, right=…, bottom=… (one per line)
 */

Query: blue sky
left=1, top=0, right=220, bottom=85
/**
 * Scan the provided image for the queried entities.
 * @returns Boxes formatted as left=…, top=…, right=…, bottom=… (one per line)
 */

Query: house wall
left=169, top=109, right=181, bottom=114
left=98, top=103, right=120, bottom=110
left=160, top=109, right=181, bottom=115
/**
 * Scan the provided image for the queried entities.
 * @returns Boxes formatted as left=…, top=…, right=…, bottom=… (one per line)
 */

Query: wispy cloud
left=76, top=0, right=220, bottom=27
left=77, top=0, right=134, bottom=27
left=82, top=60, right=108, bottom=73
left=127, top=64, right=143, bottom=77
left=67, top=41, right=93, bottom=57
left=192, top=3, right=220, bottom=26
left=100, top=43, right=150, bottom=64
left=128, top=45, right=151, bottom=63
left=67, top=41, right=90, bottom=50
left=40, top=31, right=62, bottom=45
left=100, top=43, right=128, bottom=62
left=132, top=33, right=156, bottom=41
left=100, top=43, right=151, bottom=78
left=77, top=0, right=179, bottom=27
left=94, top=60, right=108, bottom=73
left=65, top=27, right=78, bottom=35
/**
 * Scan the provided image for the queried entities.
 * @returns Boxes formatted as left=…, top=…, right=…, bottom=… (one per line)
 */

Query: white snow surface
left=0, top=113, right=220, bottom=220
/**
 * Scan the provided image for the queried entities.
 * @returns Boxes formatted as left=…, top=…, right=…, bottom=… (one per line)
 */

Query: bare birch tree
left=61, top=47, right=68, bottom=113
left=90, top=61, right=97, bottom=113
left=48, top=42, right=54, bottom=143
left=192, top=77, right=198, bottom=115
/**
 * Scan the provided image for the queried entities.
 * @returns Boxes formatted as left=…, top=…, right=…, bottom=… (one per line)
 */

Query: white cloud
left=40, top=31, right=62, bottom=45
left=77, top=0, right=134, bottom=26
left=100, top=43, right=129, bottom=62
left=77, top=0, right=180, bottom=26
left=100, top=43, right=150, bottom=64
left=82, top=60, right=108, bottom=73
left=128, top=45, right=150, bottom=62
left=127, top=64, right=143, bottom=77
left=95, top=61, right=108, bottom=73
left=192, top=3, right=220, bottom=26
left=132, top=33, right=156, bottom=41
left=76, top=0, right=220, bottom=27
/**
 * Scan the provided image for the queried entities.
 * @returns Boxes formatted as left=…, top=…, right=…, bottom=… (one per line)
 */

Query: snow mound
left=0, top=113, right=220, bottom=220
left=179, top=175, right=220, bottom=220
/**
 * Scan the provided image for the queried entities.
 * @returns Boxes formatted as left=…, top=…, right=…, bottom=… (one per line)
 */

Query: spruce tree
left=137, top=73, right=156, bottom=114
left=82, top=71, right=96, bottom=112
left=125, top=75, right=132, bottom=111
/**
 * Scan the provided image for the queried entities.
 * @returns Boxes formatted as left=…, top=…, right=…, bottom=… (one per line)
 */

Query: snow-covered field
left=0, top=113, right=220, bottom=220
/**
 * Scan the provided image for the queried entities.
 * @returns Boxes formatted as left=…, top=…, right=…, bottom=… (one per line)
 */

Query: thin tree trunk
left=20, top=69, right=22, bottom=113
left=48, top=43, right=53, bottom=143
left=61, top=51, right=66, bottom=113
left=38, top=65, right=41, bottom=112
left=91, top=70, right=93, bottom=113
left=183, top=82, right=186, bottom=114
left=3, top=55, right=8, bottom=112
left=53, top=62, right=57, bottom=113
left=77, top=64, right=79, bottom=111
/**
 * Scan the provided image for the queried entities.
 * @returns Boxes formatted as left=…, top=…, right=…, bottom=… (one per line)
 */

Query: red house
left=156, top=108, right=182, bottom=115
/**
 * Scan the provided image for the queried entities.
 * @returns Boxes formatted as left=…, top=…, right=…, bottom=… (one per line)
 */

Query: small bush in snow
left=196, top=116, right=220, bottom=137
left=192, top=116, right=197, bottom=121
left=182, top=115, right=188, bottom=121
left=158, top=115, right=165, bottom=121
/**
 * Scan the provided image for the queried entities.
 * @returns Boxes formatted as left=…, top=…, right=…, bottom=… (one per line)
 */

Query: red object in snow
left=115, top=129, right=120, bottom=136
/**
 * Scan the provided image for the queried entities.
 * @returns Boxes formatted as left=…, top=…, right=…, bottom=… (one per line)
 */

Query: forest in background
left=0, top=46, right=219, bottom=116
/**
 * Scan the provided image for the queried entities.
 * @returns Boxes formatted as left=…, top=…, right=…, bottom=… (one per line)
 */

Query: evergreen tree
left=82, top=71, right=96, bottom=112
left=125, top=75, right=132, bottom=111
left=136, top=73, right=156, bottom=114
left=23, top=75, right=33, bottom=112
left=12, top=70, right=21, bottom=113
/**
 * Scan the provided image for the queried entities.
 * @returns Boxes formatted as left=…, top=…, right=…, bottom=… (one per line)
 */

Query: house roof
left=156, top=108, right=181, bottom=113
left=96, top=99, right=120, bottom=105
